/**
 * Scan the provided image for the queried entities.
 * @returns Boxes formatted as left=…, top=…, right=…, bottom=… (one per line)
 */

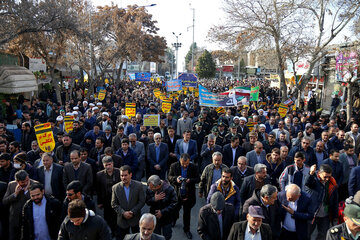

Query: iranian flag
left=220, top=86, right=251, bottom=96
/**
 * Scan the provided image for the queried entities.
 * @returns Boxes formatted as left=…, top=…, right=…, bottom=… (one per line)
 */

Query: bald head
left=254, top=141, right=263, bottom=154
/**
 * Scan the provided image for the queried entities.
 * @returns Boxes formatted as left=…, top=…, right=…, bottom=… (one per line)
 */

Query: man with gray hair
left=277, top=184, right=312, bottom=240
left=124, top=213, right=165, bottom=240
left=242, top=184, right=281, bottom=239
left=146, top=175, right=177, bottom=240
left=128, top=133, right=145, bottom=181
left=147, top=133, right=169, bottom=180
left=246, top=141, right=266, bottom=167
left=240, top=163, right=271, bottom=204
left=199, top=133, right=222, bottom=172
left=231, top=156, right=255, bottom=190
left=96, top=156, right=120, bottom=235
left=199, top=152, right=228, bottom=199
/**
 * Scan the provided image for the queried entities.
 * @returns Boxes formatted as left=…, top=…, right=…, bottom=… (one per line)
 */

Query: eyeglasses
left=155, top=138, right=161, bottom=140
left=66, top=193, right=74, bottom=196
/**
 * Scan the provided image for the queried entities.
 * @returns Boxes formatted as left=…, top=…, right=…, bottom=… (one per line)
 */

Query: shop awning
left=0, top=65, right=38, bottom=94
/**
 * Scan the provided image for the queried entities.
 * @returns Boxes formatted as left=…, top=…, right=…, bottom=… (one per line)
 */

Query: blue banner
left=165, top=80, right=182, bottom=92
left=135, top=72, right=151, bottom=82
left=178, top=73, right=197, bottom=87
left=199, top=85, right=244, bottom=107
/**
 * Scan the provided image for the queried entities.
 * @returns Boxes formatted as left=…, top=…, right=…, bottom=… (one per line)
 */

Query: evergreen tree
left=196, top=50, right=216, bottom=79
left=185, top=43, right=197, bottom=71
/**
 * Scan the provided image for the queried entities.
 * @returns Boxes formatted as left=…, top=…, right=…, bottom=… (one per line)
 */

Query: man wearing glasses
left=289, top=136, right=317, bottom=167
left=148, top=133, right=169, bottom=180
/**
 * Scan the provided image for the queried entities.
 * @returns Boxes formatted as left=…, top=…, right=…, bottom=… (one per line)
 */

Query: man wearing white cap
left=238, top=117, right=249, bottom=144
left=80, top=101, right=89, bottom=114
left=121, top=115, right=130, bottom=135
left=56, top=115, right=65, bottom=132
left=98, top=112, right=114, bottom=133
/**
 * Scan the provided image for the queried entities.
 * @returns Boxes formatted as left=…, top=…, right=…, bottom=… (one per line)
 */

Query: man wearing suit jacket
left=63, top=150, right=93, bottom=195
left=124, top=213, right=165, bottom=240
left=175, top=130, right=198, bottom=162
left=278, top=184, right=313, bottom=240
left=116, top=138, right=138, bottom=178
left=231, top=156, right=255, bottom=191
left=246, top=141, right=266, bottom=167
left=100, top=147, right=122, bottom=169
left=339, top=144, right=358, bottom=200
left=227, top=205, right=272, bottom=240
left=177, top=111, right=192, bottom=136
left=35, top=152, right=64, bottom=201
left=148, top=133, right=169, bottom=180
left=2, top=170, right=38, bottom=240
left=168, top=153, right=200, bottom=239
left=223, top=136, right=244, bottom=168
left=129, top=134, right=146, bottom=181
left=111, top=165, right=145, bottom=240
left=199, top=134, right=223, bottom=172
left=96, top=156, right=121, bottom=236
left=163, top=127, right=181, bottom=171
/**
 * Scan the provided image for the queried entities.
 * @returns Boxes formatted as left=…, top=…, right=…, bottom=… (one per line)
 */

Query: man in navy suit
left=246, top=141, right=266, bottom=167
left=175, top=130, right=198, bottom=162
left=278, top=184, right=313, bottom=240
left=35, top=152, right=65, bottom=201
left=223, top=136, right=244, bottom=168
left=116, top=138, right=138, bottom=179
left=148, top=133, right=169, bottom=179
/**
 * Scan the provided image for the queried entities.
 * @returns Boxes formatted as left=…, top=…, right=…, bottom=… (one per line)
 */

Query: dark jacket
left=168, top=161, right=200, bottom=206
left=348, top=166, right=360, bottom=196
left=96, top=168, right=121, bottom=206
left=230, top=166, right=254, bottom=190
left=289, top=146, right=316, bottom=167
left=207, top=180, right=241, bottom=219
left=326, top=222, right=353, bottom=240
left=199, top=163, right=229, bottom=197
left=145, top=181, right=177, bottom=226
left=239, top=174, right=271, bottom=204
left=304, top=172, right=338, bottom=222
left=197, top=203, right=235, bottom=240
left=63, top=162, right=93, bottom=195
left=322, top=158, right=343, bottom=186
left=242, top=189, right=281, bottom=239
left=200, top=144, right=223, bottom=172
left=222, top=144, right=244, bottom=168
left=55, top=143, right=80, bottom=164
left=58, top=209, right=111, bottom=240
left=262, top=140, right=281, bottom=154
left=35, top=163, right=65, bottom=201
left=123, top=233, right=165, bottom=240
left=69, top=127, right=87, bottom=145
left=227, top=221, right=272, bottom=240
left=278, top=191, right=313, bottom=240
left=115, top=148, right=138, bottom=177
left=61, top=194, right=95, bottom=221
left=21, top=195, right=62, bottom=240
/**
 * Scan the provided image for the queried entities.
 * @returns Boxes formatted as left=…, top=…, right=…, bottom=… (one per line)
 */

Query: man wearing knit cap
left=9, top=152, right=35, bottom=181
left=198, top=192, right=235, bottom=240
left=58, top=199, right=111, bottom=240
left=228, top=205, right=272, bottom=240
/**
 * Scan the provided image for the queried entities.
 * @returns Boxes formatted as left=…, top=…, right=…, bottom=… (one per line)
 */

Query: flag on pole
left=250, top=86, right=260, bottom=101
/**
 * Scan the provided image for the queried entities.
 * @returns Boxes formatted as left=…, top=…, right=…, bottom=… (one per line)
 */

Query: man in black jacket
left=230, top=156, right=254, bottom=190
left=146, top=175, right=177, bottom=240
left=242, top=184, right=281, bottom=240
left=168, top=153, right=200, bottom=239
left=197, top=192, right=235, bottom=240
left=22, top=183, right=62, bottom=240
left=58, top=199, right=111, bottom=240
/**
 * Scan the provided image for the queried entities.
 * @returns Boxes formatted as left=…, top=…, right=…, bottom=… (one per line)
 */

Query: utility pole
left=172, top=32, right=182, bottom=79
left=189, top=5, right=195, bottom=73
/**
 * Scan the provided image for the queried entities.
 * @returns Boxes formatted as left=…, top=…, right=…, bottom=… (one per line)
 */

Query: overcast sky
left=91, top=0, right=224, bottom=71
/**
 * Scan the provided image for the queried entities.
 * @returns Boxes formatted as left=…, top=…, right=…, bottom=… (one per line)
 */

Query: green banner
left=250, top=86, right=259, bottom=101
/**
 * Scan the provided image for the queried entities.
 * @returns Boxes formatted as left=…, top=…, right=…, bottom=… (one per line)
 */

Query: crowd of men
left=0, top=78, right=360, bottom=240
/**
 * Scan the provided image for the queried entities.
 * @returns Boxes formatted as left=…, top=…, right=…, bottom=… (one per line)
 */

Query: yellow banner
left=143, top=114, right=160, bottom=127
left=34, top=123, right=55, bottom=152
left=162, top=101, right=172, bottom=113
left=247, top=122, right=256, bottom=132
left=98, top=89, right=106, bottom=101
left=278, top=104, right=289, bottom=118
left=194, top=89, right=199, bottom=97
left=64, top=116, right=74, bottom=133
left=125, top=103, right=136, bottom=117
left=153, top=88, right=161, bottom=98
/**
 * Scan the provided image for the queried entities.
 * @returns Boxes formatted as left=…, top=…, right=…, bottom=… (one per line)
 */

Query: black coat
left=22, top=195, right=62, bottom=240
left=168, top=161, right=200, bottom=206
left=230, top=166, right=254, bottom=190
left=96, top=168, right=121, bottom=206
left=242, top=189, right=281, bottom=239
left=222, top=144, right=244, bottom=168
left=35, top=163, right=65, bottom=201
left=197, top=203, right=235, bottom=240
left=145, top=181, right=177, bottom=226
left=227, top=221, right=272, bottom=240
left=239, top=174, right=271, bottom=204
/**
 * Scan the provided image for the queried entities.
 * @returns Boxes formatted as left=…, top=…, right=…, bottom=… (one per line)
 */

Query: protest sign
left=125, top=103, right=136, bottom=117
left=166, top=80, right=182, bottom=92
left=64, top=116, right=74, bottom=133
left=178, top=73, right=198, bottom=87
left=143, top=114, right=160, bottom=127
left=278, top=104, right=289, bottom=118
left=162, top=101, right=172, bottom=113
left=135, top=72, right=151, bottom=82
left=98, top=89, right=106, bottom=101
left=34, top=123, right=55, bottom=152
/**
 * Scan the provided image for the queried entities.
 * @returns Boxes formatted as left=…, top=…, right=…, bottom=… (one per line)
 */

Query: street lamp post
left=172, top=32, right=182, bottom=79
left=188, top=6, right=195, bottom=73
